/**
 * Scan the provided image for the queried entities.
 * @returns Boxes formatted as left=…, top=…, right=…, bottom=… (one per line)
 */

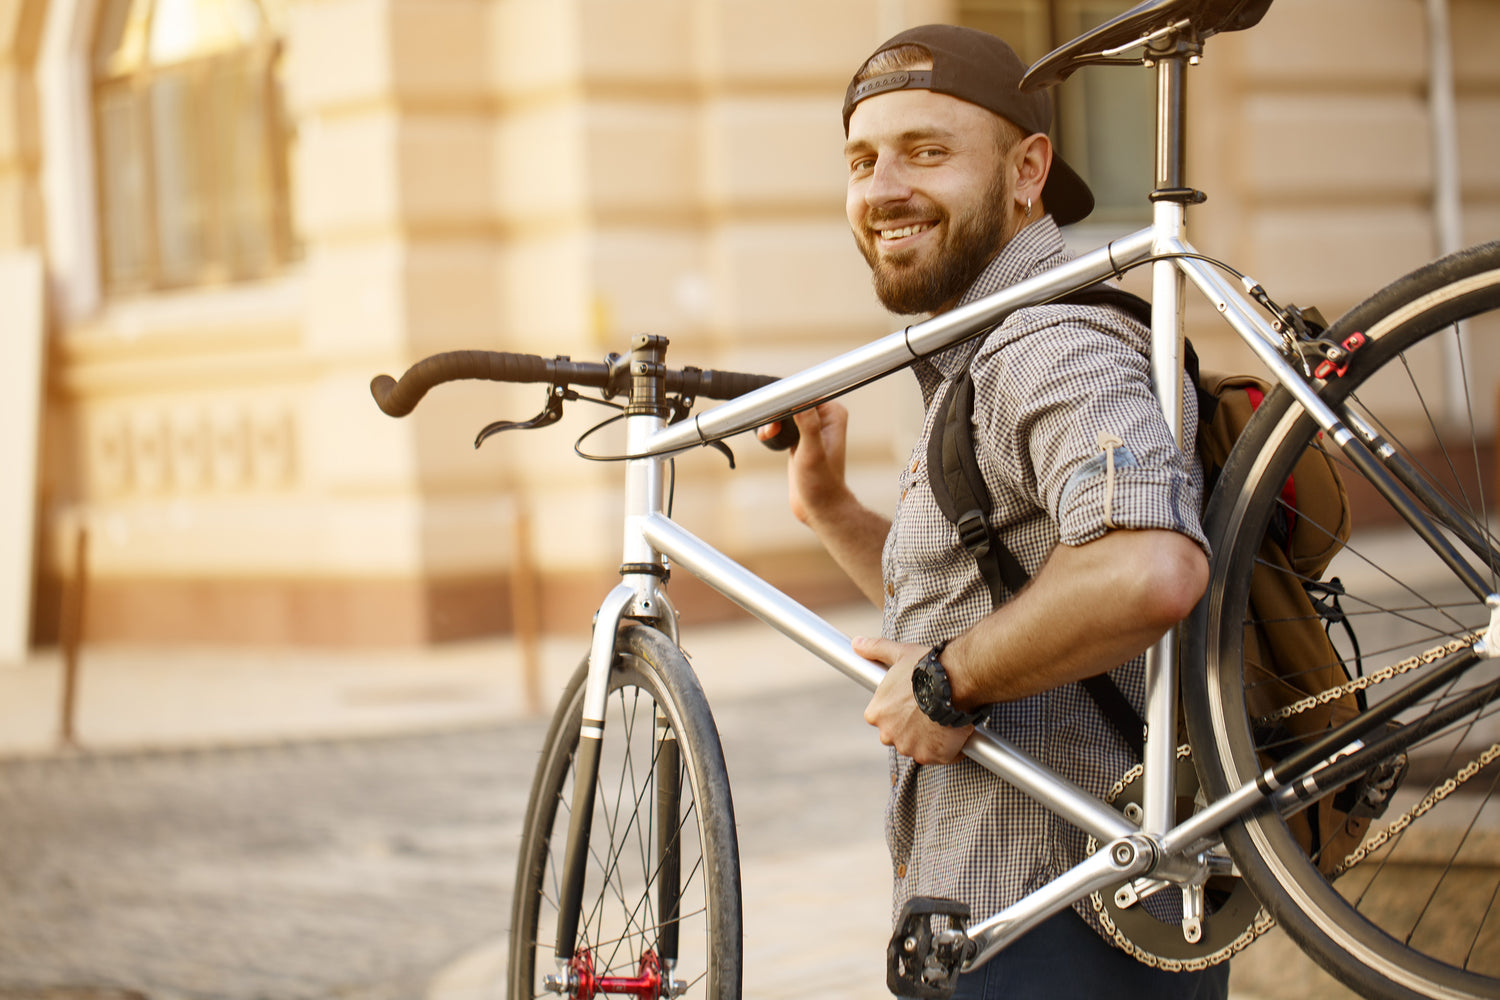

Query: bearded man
left=761, top=24, right=1227, bottom=1000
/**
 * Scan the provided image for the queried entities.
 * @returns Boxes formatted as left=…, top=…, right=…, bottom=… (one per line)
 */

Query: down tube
left=638, top=512, right=1135, bottom=845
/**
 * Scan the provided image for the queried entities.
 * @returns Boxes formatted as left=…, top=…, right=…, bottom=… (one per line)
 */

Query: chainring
left=1087, top=749, right=1273, bottom=970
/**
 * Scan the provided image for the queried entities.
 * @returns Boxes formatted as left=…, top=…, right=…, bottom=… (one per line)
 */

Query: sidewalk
left=0, top=605, right=883, bottom=759
left=0, top=604, right=1359, bottom=1000
left=0, top=604, right=896, bottom=999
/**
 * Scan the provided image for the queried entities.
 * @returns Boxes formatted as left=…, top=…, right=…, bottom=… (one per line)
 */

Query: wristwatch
left=911, top=641, right=985, bottom=728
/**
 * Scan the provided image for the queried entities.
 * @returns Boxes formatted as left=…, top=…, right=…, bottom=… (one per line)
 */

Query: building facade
left=3, top=0, right=1497, bottom=650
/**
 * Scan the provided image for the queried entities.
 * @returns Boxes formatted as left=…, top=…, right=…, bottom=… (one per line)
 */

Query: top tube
left=640, top=228, right=1157, bottom=458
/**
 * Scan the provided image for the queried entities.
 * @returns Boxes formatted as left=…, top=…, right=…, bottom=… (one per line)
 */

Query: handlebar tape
left=370, top=350, right=790, bottom=417
left=370, top=351, right=611, bottom=417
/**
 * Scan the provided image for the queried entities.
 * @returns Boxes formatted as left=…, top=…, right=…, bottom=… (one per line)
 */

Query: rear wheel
left=509, top=623, right=742, bottom=998
left=1185, top=241, right=1500, bottom=999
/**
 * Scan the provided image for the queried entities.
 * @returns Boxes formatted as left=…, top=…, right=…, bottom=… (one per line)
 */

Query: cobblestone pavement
left=0, top=668, right=1378, bottom=1000
left=0, top=679, right=891, bottom=1000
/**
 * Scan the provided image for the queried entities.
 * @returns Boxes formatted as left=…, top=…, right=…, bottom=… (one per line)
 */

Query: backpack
left=927, top=284, right=1376, bottom=877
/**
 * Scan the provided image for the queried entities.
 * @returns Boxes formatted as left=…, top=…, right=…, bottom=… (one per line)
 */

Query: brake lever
left=474, top=386, right=570, bottom=449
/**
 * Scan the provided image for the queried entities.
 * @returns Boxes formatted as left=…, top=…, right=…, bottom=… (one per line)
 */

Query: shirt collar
left=924, top=215, right=1070, bottom=380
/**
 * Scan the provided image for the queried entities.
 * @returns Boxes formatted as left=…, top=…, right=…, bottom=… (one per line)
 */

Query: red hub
left=565, top=949, right=664, bottom=999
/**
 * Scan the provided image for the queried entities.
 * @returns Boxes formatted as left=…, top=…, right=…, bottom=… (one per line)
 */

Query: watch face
left=912, top=663, right=937, bottom=712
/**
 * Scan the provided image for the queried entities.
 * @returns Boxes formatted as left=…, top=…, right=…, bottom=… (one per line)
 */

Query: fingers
left=755, top=420, right=782, bottom=442
left=852, top=634, right=895, bottom=667
left=859, top=636, right=970, bottom=764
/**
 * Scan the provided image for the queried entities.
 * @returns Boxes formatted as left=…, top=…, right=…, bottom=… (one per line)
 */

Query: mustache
left=865, top=201, right=943, bottom=228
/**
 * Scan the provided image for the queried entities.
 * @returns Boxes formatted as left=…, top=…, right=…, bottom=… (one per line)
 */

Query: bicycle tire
left=509, top=622, right=743, bottom=999
left=1184, top=239, right=1500, bottom=999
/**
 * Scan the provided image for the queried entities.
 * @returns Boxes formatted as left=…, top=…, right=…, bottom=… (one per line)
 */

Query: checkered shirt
left=880, top=217, right=1208, bottom=940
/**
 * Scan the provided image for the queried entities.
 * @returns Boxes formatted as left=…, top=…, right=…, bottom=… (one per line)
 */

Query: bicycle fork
left=547, top=577, right=691, bottom=999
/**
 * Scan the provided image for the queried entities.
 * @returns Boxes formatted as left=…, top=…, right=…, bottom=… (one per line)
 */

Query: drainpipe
left=1425, top=0, right=1468, bottom=427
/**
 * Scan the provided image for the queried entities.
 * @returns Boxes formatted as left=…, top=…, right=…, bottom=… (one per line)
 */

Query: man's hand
left=757, top=402, right=889, bottom=607
left=857, top=635, right=973, bottom=765
left=758, top=403, right=853, bottom=526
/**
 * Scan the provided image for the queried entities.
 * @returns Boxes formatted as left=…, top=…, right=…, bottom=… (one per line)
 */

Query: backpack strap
left=924, top=284, right=1156, bottom=759
left=927, top=373, right=1031, bottom=599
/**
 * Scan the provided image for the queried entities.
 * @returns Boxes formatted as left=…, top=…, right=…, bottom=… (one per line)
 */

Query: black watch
left=911, top=641, right=984, bottom=728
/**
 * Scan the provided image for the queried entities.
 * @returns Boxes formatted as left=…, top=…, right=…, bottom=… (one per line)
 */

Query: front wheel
left=509, top=623, right=742, bottom=998
left=1185, top=240, right=1500, bottom=999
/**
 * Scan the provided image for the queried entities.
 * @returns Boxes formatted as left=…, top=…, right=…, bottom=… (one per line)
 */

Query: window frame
left=91, top=0, right=299, bottom=295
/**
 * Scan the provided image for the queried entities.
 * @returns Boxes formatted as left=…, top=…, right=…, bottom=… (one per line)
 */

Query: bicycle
left=368, top=1, right=1500, bottom=998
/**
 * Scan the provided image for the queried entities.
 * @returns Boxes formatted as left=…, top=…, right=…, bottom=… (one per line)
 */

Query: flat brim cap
left=842, top=24, right=1095, bottom=227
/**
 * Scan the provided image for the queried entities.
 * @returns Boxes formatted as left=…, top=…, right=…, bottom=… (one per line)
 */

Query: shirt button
left=890, top=772, right=898, bottom=787
left=885, top=581, right=895, bottom=598
left=910, top=459, right=919, bottom=473
left=896, top=863, right=907, bottom=878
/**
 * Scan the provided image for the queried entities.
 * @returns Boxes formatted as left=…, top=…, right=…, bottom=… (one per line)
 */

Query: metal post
left=58, top=524, right=88, bottom=749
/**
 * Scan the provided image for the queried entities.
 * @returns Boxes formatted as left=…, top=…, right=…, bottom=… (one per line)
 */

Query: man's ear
left=1013, top=132, right=1052, bottom=209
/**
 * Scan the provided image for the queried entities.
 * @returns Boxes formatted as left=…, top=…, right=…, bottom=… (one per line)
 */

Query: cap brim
left=1043, top=153, right=1094, bottom=228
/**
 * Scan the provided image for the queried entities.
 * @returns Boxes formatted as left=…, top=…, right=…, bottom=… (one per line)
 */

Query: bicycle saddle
left=1021, top=0, right=1274, bottom=90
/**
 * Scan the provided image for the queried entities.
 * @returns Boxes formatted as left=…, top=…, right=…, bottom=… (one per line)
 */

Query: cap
left=842, top=24, right=1095, bottom=227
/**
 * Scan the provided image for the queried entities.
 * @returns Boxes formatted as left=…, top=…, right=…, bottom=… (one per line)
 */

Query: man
left=760, top=24, right=1226, bottom=1000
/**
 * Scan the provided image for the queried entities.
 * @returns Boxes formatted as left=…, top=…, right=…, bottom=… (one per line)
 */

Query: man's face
left=844, top=89, right=1015, bottom=315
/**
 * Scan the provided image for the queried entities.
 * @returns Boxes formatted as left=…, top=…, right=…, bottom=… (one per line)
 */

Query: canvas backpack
left=927, top=284, right=1378, bottom=876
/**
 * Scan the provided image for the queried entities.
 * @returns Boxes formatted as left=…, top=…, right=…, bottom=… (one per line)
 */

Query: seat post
left=1155, top=54, right=1185, bottom=190
left=1150, top=39, right=1200, bottom=199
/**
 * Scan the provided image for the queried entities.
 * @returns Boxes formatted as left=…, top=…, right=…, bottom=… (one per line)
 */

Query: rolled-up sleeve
left=971, top=305, right=1208, bottom=553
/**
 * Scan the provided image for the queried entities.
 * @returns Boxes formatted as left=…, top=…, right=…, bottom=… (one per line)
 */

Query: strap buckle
left=955, top=509, right=992, bottom=558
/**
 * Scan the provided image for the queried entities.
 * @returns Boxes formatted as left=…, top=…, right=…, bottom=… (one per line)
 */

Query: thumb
left=853, top=635, right=896, bottom=666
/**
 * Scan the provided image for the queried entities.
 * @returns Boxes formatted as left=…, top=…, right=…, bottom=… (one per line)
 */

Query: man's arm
left=758, top=403, right=890, bottom=607
left=860, top=526, right=1208, bottom=765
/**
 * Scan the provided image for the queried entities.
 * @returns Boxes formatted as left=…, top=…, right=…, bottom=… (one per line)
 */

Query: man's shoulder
left=975, top=294, right=1150, bottom=368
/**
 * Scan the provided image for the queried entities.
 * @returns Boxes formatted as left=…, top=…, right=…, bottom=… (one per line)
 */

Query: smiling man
left=761, top=24, right=1225, bottom=1000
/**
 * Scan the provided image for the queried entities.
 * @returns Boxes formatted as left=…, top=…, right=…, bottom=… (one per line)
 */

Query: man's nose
left=865, top=157, right=912, bottom=207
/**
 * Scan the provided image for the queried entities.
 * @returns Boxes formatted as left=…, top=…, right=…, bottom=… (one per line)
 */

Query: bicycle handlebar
left=370, top=351, right=611, bottom=417
left=370, top=350, right=798, bottom=449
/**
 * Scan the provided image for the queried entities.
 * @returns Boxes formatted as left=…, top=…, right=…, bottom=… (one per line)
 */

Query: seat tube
left=1141, top=48, right=1193, bottom=837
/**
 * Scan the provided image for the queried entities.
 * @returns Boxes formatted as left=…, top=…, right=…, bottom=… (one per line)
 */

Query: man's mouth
left=879, top=222, right=936, bottom=242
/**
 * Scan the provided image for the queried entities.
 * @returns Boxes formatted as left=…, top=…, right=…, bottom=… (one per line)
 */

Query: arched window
left=92, top=0, right=300, bottom=292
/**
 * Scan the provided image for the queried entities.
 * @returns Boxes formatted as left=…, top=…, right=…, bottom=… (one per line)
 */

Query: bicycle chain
left=1252, top=630, right=1497, bottom=879
left=1329, top=741, right=1500, bottom=879
left=1090, top=631, right=1495, bottom=967
left=1256, top=634, right=1476, bottom=724
left=1088, top=745, right=1272, bottom=971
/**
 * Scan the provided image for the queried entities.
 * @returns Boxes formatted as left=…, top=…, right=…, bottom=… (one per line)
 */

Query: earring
left=1025, top=197, right=1034, bottom=221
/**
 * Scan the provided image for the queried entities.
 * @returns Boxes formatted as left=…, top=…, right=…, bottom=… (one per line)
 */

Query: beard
left=856, top=170, right=1013, bottom=316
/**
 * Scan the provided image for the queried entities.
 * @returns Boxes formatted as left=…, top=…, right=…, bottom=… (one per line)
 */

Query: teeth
left=880, top=223, right=933, bottom=240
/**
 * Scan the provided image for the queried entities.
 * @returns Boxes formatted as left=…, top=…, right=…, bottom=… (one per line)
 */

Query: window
left=959, top=1, right=1153, bottom=228
left=93, top=0, right=300, bottom=293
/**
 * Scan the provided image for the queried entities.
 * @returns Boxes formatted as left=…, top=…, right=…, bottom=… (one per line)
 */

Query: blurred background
left=0, top=0, right=1497, bottom=658
left=0, top=2, right=1497, bottom=997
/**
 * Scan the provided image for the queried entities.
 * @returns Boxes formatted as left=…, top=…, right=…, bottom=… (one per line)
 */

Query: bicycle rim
left=1186, top=241, right=1500, bottom=999
left=509, top=623, right=742, bottom=999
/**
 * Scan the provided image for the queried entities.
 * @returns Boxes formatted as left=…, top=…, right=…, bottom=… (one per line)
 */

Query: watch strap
left=914, top=642, right=984, bottom=728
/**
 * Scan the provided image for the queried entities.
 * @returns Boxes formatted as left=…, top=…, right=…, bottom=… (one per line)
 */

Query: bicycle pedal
left=887, top=897, right=977, bottom=999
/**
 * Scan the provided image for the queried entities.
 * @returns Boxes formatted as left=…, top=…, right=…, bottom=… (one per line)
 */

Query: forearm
left=944, top=529, right=1208, bottom=708
left=802, top=498, right=891, bottom=608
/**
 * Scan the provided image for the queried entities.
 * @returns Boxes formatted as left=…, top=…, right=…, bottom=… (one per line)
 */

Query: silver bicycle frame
left=570, top=44, right=1500, bottom=978
left=572, top=221, right=1259, bottom=965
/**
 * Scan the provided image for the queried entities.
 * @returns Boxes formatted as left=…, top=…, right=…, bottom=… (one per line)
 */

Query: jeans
left=935, top=907, right=1231, bottom=1000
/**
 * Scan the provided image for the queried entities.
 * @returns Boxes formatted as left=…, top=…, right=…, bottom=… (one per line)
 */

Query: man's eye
left=850, top=157, right=875, bottom=174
